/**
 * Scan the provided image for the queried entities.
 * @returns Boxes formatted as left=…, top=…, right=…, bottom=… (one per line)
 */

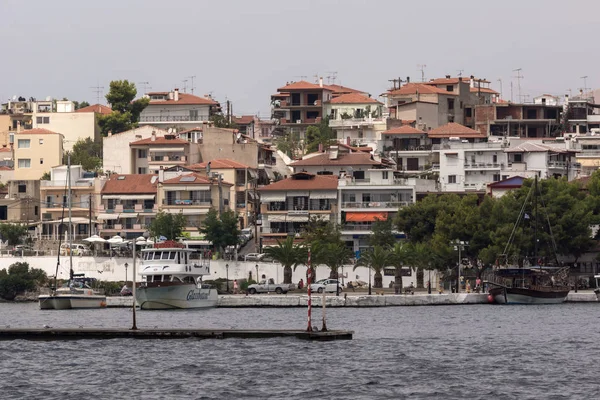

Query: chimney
left=445, top=75, right=451, bottom=79
left=16, top=120, right=21, bottom=133
left=470, top=76, right=475, bottom=88
left=151, top=131, right=156, bottom=141
left=168, top=91, right=174, bottom=100
left=318, top=143, right=324, bottom=152
left=346, top=137, right=351, bottom=146
left=108, top=130, right=112, bottom=137
left=158, top=166, right=164, bottom=183
left=174, top=88, right=179, bottom=101
left=319, top=77, right=323, bottom=88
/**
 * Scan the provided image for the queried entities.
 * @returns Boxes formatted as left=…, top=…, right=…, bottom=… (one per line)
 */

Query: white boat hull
left=39, top=294, right=107, bottom=310
left=136, top=284, right=218, bottom=310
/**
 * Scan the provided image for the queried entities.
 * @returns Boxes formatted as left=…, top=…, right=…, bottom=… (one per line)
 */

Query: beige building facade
left=14, top=129, right=64, bottom=180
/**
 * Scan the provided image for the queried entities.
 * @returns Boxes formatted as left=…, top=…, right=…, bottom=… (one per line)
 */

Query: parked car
left=247, top=280, right=295, bottom=294
left=12, top=245, right=36, bottom=256
left=310, top=279, right=343, bottom=293
left=244, top=253, right=265, bottom=262
left=60, top=243, right=92, bottom=256
left=241, top=227, right=254, bottom=240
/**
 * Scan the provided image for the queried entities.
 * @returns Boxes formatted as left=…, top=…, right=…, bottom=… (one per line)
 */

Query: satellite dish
left=168, top=128, right=173, bottom=133
left=12, top=96, right=16, bottom=101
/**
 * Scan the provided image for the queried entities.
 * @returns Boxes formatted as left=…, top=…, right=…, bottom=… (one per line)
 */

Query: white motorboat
left=136, top=242, right=217, bottom=310
left=594, top=275, right=600, bottom=301
left=38, top=154, right=107, bottom=310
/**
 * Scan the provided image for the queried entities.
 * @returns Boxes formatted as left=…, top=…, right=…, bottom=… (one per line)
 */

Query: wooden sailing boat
left=485, top=176, right=570, bottom=304
left=38, top=155, right=107, bottom=309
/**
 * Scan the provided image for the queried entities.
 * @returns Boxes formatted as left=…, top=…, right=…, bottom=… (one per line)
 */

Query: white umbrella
left=83, top=235, right=107, bottom=243
left=107, top=235, right=124, bottom=244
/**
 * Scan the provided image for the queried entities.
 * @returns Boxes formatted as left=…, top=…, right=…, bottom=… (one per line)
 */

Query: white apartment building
left=102, top=126, right=169, bottom=174
left=139, top=89, right=219, bottom=129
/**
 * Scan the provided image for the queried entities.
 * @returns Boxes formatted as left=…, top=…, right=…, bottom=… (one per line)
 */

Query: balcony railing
left=341, top=201, right=410, bottom=209
left=41, top=180, right=94, bottom=188
left=267, top=204, right=333, bottom=211
left=329, top=117, right=385, bottom=127
left=258, top=158, right=276, bottom=165
left=163, top=199, right=212, bottom=206
left=341, top=223, right=375, bottom=231
left=463, top=162, right=503, bottom=170
left=139, top=115, right=209, bottom=123
left=149, top=155, right=187, bottom=163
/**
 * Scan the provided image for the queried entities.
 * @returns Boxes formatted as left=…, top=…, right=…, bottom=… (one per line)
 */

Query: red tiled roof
left=147, top=92, right=218, bottom=106
left=162, top=172, right=233, bottom=186
left=233, top=115, right=255, bottom=125
left=0, top=165, right=12, bottom=170
left=336, top=143, right=372, bottom=153
left=75, top=104, right=113, bottom=115
left=290, top=152, right=381, bottom=167
left=129, top=136, right=189, bottom=145
left=260, top=172, right=338, bottom=191
left=470, top=87, right=499, bottom=94
left=277, top=81, right=330, bottom=91
left=18, top=128, right=60, bottom=135
left=325, top=84, right=363, bottom=94
left=383, top=126, right=427, bottom=135
left=328, top=93, right=381, bottom=104
left=0, top=147, right=12, bottom=152
left=388, top=83, right=458, bottom=96
left=189, top=159, right=253, bottom=170
left=428, top=122, right=486, bottom=138
left=177, top=127, right=203, bottom=135
left=102, top=174, right=158, bottom=194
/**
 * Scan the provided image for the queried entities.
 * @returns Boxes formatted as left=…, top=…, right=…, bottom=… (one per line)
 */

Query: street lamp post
left=124, top=262, right=128, bottom=284
left=428, top=262, right=432, bottom=294
left=255, top=264, right=259, bottom=283
left=368, top=266, right=372, bottom=296
left=225, top=263, right=229, bottom=294
left=453, top=240, right=469, bottom=293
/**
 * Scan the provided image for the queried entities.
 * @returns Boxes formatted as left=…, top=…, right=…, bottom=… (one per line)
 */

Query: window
left=18, top=159, right=31, bottom=168
left=448, top=115, right=455, bottom=123
left=39, top=138, right=44, bottom=145
left=446, top=85, right=453, bottom=92
left=493, top=154, right=497, bottom=163
left=40, top=158, right=44, bottom=164
left=514, top=154, right=523, bottom=162
left=34, top=206, right=38, bottom=216
left=493, top=174, right=500, bottom=182
left=465, top=108, right=472, bottom=118
left=447, top=98, right=455, bottom=110
left=18, top=184, right=26, bottom=193
left=382, top=171, right=389, bottom=179
left=448, top=175, right=457, bottom=184
left=37, top=116, right=50, bottom=124
left=138, top=167, right=147, bottom=174
left=17, top=139, right=30, bottom=148
left=138, top=149, right=147, bottom=158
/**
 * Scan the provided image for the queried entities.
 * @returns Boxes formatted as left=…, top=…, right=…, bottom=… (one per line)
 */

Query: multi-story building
left=157, top=170, right=232, bottom=236
left=14, top=128, right=64, bottom=180
left=232, top=115, right=256, bottom=137
left=381, top=125, right=431, bottom=172
left=39, top=165, right=105, bottom=240
left=258, top=172, right=338, bottom=248
left=188, top=159, right=258, bottom=228
left=324, top=92, right=386, bottom=150
left=503, top=140, right=580, bottom=180
left=103, top=126, right=169, bottom=174
left=474, top=101, right=562, bottom=137
left=289, top=149, right=383, bottom=176
left=129, top=132, right=198, bottom=174
left=0, top=179, right=40, bottom=223
left=139, top=89, right=220, bottom=129
left=97, top=174, right=158, bottom=239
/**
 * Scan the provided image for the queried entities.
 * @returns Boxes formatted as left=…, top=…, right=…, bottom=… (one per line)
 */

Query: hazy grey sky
left=1, top=0, right=598, bottom=117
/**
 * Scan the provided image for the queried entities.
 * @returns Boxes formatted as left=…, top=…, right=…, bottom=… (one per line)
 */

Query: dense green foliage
left=275, top=130, right=302, bottom=159
left=68, top=138, right=103, bottom=171
left=305, top=117, right=335, bottom=154
left=0, top=262, right=47, bottom=300
left=199, top=209, right=241, bottom=254
left=98, top=80, right=149, bottom=136
left=263, top=236, right=308, bottom=284
left=0, top=223, right=28, bottom=246
left=148, top=211, right=186, bottom=241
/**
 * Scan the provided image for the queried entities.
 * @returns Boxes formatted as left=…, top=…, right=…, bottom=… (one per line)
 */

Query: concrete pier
left=105, top=291, right=598, bottom=308
left=0, top=328, right=352, bottom=341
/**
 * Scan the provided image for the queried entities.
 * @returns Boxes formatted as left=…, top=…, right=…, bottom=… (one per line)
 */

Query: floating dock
left=0, top=328, right=353, bottom=341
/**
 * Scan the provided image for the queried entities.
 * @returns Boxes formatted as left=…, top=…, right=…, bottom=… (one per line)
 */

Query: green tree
left=199, top=208, right=241, bottom=255
left=210, top=114, right=238, bottom=129
left=148, top=211, right=186, bottom=241
left=263, top=236, right=307, bottom=284
left=67, top=138, right=102, bottom=171
left=98, top=80, right=149, bottom=136
left=40, top=171, right=51, bottom=180
left=315, top=241, right=353, bottom=281
left=275, top=130, right=302, bottom=159
left=0, top=262, right=47, bottom=300
left=74, top=101, right=90, bottom=110
left=305, top=117, right=335, bottom=154
left=354, top=245, right=392, bottom=288
left=389, top=241, right=411, bottom=293
left=0, top=223, right=28, bottom=246
left=369, top=218, right=396, bottom=248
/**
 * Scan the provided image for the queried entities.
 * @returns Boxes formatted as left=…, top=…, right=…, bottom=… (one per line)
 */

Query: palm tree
left=263, top=237, right=306, bottom=284
left=316, top=242, right=353, bottom=280
left=409, top=241, right=434, bottom=289
left=354, top=245, right=392, bottom=289
left=389, top=242, right=412, bottom=294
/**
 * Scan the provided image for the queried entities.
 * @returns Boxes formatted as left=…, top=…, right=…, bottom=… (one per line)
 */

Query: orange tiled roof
left=233, top=115, right=255, bottom=125
left=470, top=87, right=499, bottom=94
left=0, top=147, right=12, bottom=152
left=147, top=92, right=218, bottom=106
left=189, top=159, right=253, bottom=170
left=0, top=165, right=12, bottom=170
left=388, top=83, right=457, bottom=96
left=75, top=103, right=113, bottom=115
left=17, top=128, right=59, bottom=135
left=162, top=172, right=233, bottom=186
left=102, top=174, right=158, bottom=194
left=260, top=172, right=338, bottom=191
left=383, top=126, right=427, bottom=135
left=428, top=122, right=486, bottom=138
left=325, top=84, right=363, bottom=94
left=328, top=93, right=381, bottom=104
left=177, top=127, right=203, bottom=135
left=290, top=152, right=381, bottom=167
left=129, top=136, right=189, bottom=145
left=277, top=81, right=329, bottom=91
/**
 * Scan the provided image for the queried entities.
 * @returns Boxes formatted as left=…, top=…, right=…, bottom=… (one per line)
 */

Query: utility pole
left=187, top=76, right=196, bottom=95
left=218, top=173, right=223, bottom=216
left=513, top=68, right=523, bottom=103
left=90, top=83, right=104, bottom=104
left=89, top=195, right=92, bottom=236
left=138, top=82, right=150, bottom=95
left=581, top=75, right=589, bottom=97
left=497, top=78, right=503, bottom=100
left=417, top=64, right=427, bottom=82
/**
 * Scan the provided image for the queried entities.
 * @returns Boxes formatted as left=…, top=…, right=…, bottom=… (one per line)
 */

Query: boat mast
left=68, top=153, right=73, bottom=283
left=534, top=175, right=538, bottom=267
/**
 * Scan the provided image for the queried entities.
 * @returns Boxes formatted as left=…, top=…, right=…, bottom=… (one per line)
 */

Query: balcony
left=258, top=158, right=276, bottom=166
left=341, top=201, right=410, bottom=209
left=162, top=199, right=212, bottom=206
left=149, top=155, right=187, bottom=164
left=41, top=180, right=94, bottom=188
left=463, top=162, right=503, bottom=170
left=341, top=223, right=375, bottom=232
left=139, top=115, right=209, bottom=123
left=267, top=203, right=333, bottom=212
left=329, top=117, right=385, bottom=128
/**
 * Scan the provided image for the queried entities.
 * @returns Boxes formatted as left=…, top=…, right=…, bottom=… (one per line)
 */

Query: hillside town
left=0, top=75, right=599, bottom=264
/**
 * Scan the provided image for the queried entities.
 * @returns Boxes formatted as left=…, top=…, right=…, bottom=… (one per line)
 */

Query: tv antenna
left=90, top=83, right=104, bottom=104
left=457, top=69, right=464, bottom=77
left=513, top=68, right=524, bottom=103
left=187, top=76, right=196, bottom=95
left=138, top=81, right=150, bottom=94
left=294, top=75, right=308, bottom=81
left=497, top=78, right=503, bottom=100
left=326, top=71, right=338, bottom=85
left=182, top=79, right=188, bottom=93
left=417, top=64, right=427, bottom=82
left=581, top=75, right=589, bottom=97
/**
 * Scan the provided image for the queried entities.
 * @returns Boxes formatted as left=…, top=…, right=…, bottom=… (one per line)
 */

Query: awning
left=98, top=213, right=119, bottom=220
left=577, top=159, right=600, bottom=167
left=148, top=147, right=185, bottom=152
left=102, top=194, right=155, bottom=200
left=267, top=214, right=310, bottom=222
left=346, top=212, right=388, bottom=222
left=118, top=213, right=139, bottom=219
left=162, top=185, right=210, bottom=191
left=260, top=193, right=286, bottom=202
left=162, top=208, right=209, bottom=215
left=248, top=170, right=258, bottom=179
left=265, top=169, right=276, bottom=180
left=310, top=191, right=337, bottom=200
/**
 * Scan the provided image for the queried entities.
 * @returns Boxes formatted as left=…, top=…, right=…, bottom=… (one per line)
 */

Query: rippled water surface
left=0, top=302, right=598, bottom=399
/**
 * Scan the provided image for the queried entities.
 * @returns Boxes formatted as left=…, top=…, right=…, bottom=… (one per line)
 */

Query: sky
left=1, top=0, right=599, bottom=118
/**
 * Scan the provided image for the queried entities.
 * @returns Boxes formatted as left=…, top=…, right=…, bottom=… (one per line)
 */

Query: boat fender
left=487, top=294, right=494, bottom=303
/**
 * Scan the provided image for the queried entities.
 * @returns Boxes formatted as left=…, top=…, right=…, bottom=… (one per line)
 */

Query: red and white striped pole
left=307, top=248, right=312, bottom=332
